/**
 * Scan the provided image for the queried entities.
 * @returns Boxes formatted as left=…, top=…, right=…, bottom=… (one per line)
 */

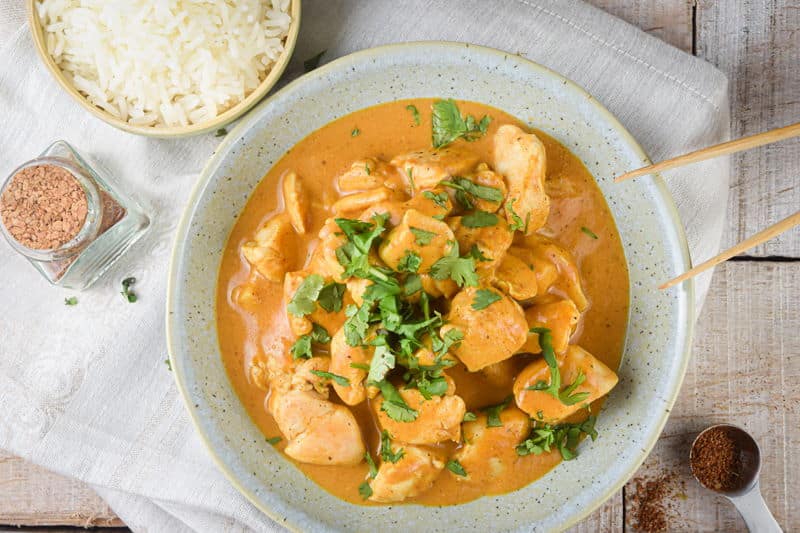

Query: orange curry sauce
left=216, top=99, right=629, bottom=506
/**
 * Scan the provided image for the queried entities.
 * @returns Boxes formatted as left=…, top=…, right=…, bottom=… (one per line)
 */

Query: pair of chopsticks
left=614, top=121, right=800, bottom=290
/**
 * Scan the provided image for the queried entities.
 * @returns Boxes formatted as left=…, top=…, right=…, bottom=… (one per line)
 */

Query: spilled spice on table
left=629, top=472, right=687, bottom=532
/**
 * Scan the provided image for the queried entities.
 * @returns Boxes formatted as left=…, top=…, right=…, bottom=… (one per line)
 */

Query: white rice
left=37, top=0, right=292, bottom=128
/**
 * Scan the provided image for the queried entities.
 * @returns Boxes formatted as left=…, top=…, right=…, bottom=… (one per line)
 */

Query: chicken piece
left=403, top=186, right=453, bottom=219
left=329, top=327, right=372, bottom=405
left=369, top=444, right=446, bottom=503
left=373, top=387, right=466, bottom=445
left=493, top=124, right=549, bottom=233
left=291, top=357, right=331, bottom=398
left=449, top=215, right=513, bottom=273
left=249, top=357, right=270, bottom=391
left=493, top=250, right=539, bottom=301
left=241, top=214, right=297, bottom=282
left=391, top=146, right=480, bottom=191
left=306, top=219, right=347, bottom=281
left=452, top=406, right=530, bottom=483
left=513, top=345, right=618, bottom=423
left=268, top=389, right=366, bottom=465
left=463, top=164, right=508, bottom=213
left=232, top=283, right=263, bottom=309
left=378, top=209, right=455, bottom=272
left=441, top=287, right=528, bottom=372
left=284, top=271, right=348, bottom=338
left=337, top=158, right=406, bottom=193
left=480, top=359, right=517, bottom=389
left=282, top=171, right=310, bottom=234
left=333, top=187, right=396, bottom=217
left=519, top=300, right=581, bottom=354
left=512, top=236, right=588, bottom=311
left=419, top=274, right=459, bottom=299
left=356, top=200, right=405, bottom=229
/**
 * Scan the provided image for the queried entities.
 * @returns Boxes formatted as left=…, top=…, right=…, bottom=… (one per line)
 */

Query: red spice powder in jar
left=0, top=164, right=88, bottom=249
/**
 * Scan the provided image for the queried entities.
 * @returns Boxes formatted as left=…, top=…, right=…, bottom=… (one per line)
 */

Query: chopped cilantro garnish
left=431, top=328, right=463, bottom=358
left=365, top=451, right=378, bottom=478
left=380, top=430, right=405, bottom=463
left=290, top=323, right=331, bottom=359
left=506, top=198, right=530, bottom=233
left=406, top=167, right=415, bottom=190
left=410, top=227, right=436, bottom=246
left=397, top=251, right=422, bottom=273
left=406, top=104, right=421, bottom=126
left=121, top=277, right=137, bottom=303
left=516, top=416, right=598, bottom=460
left=431, top=99, right=491, bottom=148
left=468, top=244, right=491, bottom=262
left=350, top=362, right=371, bottom=371
left=64, top=296, right=78, bottom=306
left=581, top=226, right=599, bottom=239
left=482, top=395, right=513, bottom=427
left=377, top=380, right=418, bottom=422
left=351, top=127, right=360, bottom=137
left=164, top=359, right=172, bottom=371
left=317, top=281, right=346, bottom=312
left=402, top=273, right=423, bottom=296
left=525, top=328, right=589, bottom=405
left=536, top=410, right=544, bottom=420
left=310, top=370, right=351, bottom=387
left=266, top=436, right=282, bottom=445
left=343, top=303, right=372, bottom=346
left=461, top=210, right=498, bottom=228
left=441, top=176, right=503, bottom=209
left=303, top=50, right=326, bottom=72
left=358, top=481, right=373, bottom=499
left=215, top=128, right=227, bottom=137
left=471, top=289, right=501, bottom=310
left=334, top=214, right=388, bottom=279
left=430, top=243, right=478, bottom=287
left=422, top=190, right=450, bottom=209
left=287, top=274, right=325, bottom=316
left=366, top=338, right=396, bottom=384
left=446, top=459, right=467, bottom=477
left=463, top=411, right=477, bottom=422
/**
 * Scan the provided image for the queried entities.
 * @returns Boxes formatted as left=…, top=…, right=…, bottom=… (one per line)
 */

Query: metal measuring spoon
left=690, top=424, right=782, bottom=532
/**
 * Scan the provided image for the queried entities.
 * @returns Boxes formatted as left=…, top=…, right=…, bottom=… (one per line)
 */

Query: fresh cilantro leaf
left=468, top=244, right=491, bottom=262
left=351, top=127, right=360, bottom=137
left=581, top=226, right=599, bottom=239
left=506, top=198, right=530, bottom=233
left=344, top=303, right=372, bottom=346
left=423, top=190, right=450, bottom=209
left=410, top=227, right=436, bottom=246
left=461, top=210, right=498, bottom=228
left=287, top=274, right=325, bottom=316
left=536, top=410, right=544, bottom=420
left=121, top=277, right=137, bottom=303
left=303, top=49, right=326, bottom=72
left=406, top=167, right=415, bottom=190
left=403, top=273, right=423, bottom=296
left=431, top=99, right=492, bottom=148
left=414, top=374, right=449, bottom=399
left=215, top=128, right=227, bottom=137
left=441, top=177, right=503, bottom=205
left=526, top=326, right=590, bottom=407
left=471, top=288, right=501, bottom=310
left=310, top=370, right=351, bottom=387
left=318, top=281, right=346, bottom=312
left=446, top=459, right=467, bottom=477
left=516, top=416, right=598, bottom=460
left=365, top=451, right=378, bottom=478
left=362, top=276, right=401, bottom=302
left=406, top=104, right=421, bottom=126
left=64, top=296, right=78, bottom=306
left=377, top=380, right=418, bottom=422
left=482, top=395, right=513, bottom=427
left=358, top=481, right=373, bottom=499
left=266, top=436, right=281, bottom=445
left=290, top=323, right=331, bottom=359
left=350, top=362, right=371, bottom=371
left=335, top=215, right=388, bottom=278
left=397, top=251, right=422, bottom=273
left=463, top=411, right=477, bottom=422
left=431, top=328, right=463, bottom=358
left=367, top=338, right=396, bottom=384
left=430, top=244, right=478, bottom=287
left=380, top=430, right=405, bottom=463
left=559, top=369, right=591, bottom=406
left=164, top=359, right=172, bottom=371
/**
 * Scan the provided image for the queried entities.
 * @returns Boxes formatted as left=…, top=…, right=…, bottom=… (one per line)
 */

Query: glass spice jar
left=0, top=140, right=149, bottom=290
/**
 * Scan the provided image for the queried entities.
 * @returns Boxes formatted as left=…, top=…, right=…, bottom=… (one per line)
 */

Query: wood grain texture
left=623, top=261, right=800, bottom=531
left=587, top=0, right=694, bottom=52
left=0, top=450, right=123, bottom=528
left=697, top=0, right=800, bottom=258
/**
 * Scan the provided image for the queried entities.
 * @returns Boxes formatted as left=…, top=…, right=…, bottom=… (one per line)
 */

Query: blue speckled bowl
left=167, top=42, right=693, bottom=532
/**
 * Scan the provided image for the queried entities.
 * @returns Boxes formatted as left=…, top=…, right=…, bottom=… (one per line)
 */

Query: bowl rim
left=27, top=0, right=302, bottom=138
left=166, top=40, right=695, bottom=531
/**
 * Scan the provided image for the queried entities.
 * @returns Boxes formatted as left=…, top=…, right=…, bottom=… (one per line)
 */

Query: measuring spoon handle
left=728, top=482, right=783, bottom=533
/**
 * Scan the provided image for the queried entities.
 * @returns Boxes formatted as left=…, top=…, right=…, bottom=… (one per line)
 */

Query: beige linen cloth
left=0, top=1, right=729, bottom=531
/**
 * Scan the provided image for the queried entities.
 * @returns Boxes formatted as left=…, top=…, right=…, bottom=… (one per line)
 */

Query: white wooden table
left=2, top=1, right=798, bottom=530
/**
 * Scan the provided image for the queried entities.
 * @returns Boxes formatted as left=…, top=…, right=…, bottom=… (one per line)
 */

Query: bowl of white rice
left=29, top=0, right=300, bottom=138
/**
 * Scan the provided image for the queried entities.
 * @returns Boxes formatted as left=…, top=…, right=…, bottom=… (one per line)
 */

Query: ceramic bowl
left=167, top=42, right=694, bottom=531
left=27, top=0, right=301, bottom=138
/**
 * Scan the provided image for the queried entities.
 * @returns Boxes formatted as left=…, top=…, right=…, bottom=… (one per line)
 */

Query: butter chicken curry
left=216, top=99, right=629, bottom=505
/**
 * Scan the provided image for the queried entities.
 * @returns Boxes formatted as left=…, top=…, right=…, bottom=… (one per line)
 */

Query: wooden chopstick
left=615, top=121, right=800, bottom=182
left=659, top=211, right=800, bottom=290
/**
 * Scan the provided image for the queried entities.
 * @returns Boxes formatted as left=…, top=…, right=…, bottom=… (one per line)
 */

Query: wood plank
left=587, top=0, right=694, bottom=52
left=697, top=0, right=800, bottom=257
left=622, top=261, right=799, bottom=531
left=567, top=490, right=623, bottom=533
left=0, top=450, right=123, bottom=528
